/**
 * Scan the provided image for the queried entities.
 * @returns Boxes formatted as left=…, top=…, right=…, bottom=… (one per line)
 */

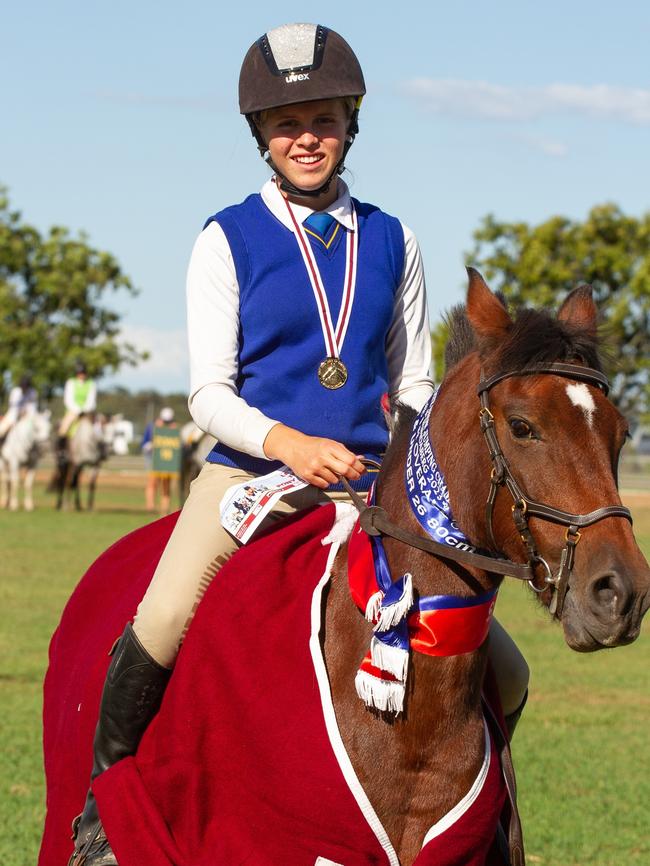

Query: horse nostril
left=589, top=572, right=632, bottom=618
left=592, top=576, right=616, bottom=606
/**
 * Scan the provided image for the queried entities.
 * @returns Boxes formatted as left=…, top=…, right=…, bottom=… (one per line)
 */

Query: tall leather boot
left=68, top=623, right=171, bottom=865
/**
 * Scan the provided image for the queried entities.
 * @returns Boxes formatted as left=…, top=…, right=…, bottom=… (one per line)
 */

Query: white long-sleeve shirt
left=186, top=179, right=434, bottom=459
left=3, top=386, right=38, bottom=423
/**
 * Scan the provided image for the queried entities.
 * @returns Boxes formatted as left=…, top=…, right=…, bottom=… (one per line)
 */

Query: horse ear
left=465, top=267, right=512, bottom=353
left=557, top=285, right=598, bottom=337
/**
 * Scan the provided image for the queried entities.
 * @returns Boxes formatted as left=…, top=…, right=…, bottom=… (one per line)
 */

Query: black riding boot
left=68, top=623, right=171, bottom=865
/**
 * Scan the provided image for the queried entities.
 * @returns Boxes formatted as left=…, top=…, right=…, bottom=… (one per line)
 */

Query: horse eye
left=509, top=418, right=533, bottom=439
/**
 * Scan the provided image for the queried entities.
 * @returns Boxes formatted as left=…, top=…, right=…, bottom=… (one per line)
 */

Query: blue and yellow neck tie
left=303, top=212, right=338, bottom=246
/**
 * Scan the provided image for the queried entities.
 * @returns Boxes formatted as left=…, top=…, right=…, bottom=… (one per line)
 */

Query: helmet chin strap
left=247, top=108, right=359, bottom=201
left=264, top=151, right=345, bottom=199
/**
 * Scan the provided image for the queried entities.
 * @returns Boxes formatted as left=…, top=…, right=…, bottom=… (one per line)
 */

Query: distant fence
left=38, top=454, right=147, bottom=475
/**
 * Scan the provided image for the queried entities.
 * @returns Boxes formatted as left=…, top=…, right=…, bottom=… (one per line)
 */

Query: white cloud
left=404, top=79, right=650, bottom=125
left=106, top=325, right=189, bottom=392
left=121, top=325, right=188, bottom=373
left=406, top=79, right=534, bottom=120
left=543, top=83, right=650, bottom=123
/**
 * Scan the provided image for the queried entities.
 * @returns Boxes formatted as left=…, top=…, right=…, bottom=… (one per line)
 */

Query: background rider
left=58, top=362, right=97, bottom=443
left=0, top=373, right=38, bottom=441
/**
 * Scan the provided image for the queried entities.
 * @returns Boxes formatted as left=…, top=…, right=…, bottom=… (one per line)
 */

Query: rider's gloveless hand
left=263, top=423, right=365, bottom=489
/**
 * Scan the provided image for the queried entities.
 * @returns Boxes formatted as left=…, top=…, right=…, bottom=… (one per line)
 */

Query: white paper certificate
left=219, top=467, right=309, bottom=544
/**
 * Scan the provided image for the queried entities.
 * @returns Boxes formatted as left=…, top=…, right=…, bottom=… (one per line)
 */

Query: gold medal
left=318, top=357, right=348, bottom=390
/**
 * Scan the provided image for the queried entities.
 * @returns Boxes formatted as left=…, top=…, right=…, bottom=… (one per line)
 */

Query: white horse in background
left=0, top=411, right=52, bottom=511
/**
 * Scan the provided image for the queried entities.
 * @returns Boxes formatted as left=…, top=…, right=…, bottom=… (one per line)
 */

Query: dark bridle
left=345, top=363, right=632, bottom=619
left=478, top=362, right=632, bottom=617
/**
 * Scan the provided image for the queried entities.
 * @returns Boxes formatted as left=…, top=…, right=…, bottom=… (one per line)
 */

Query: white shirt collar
left=260, top=177, right=355, bottom=232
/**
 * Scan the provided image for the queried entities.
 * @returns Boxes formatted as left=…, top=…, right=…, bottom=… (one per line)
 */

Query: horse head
left=433, top=268, right=650, bottom=652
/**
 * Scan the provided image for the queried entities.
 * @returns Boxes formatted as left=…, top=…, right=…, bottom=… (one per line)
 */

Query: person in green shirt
left=58, top=362, right=97, bottom=439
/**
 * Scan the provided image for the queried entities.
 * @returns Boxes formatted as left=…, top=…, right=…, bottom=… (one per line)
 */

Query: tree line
left=2, top=186, right=649, bottom=421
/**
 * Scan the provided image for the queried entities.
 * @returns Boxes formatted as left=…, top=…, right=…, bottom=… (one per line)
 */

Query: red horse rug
left=39, top=504, right=507, bottom=866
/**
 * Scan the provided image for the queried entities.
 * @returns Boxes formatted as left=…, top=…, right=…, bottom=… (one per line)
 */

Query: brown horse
left=323, top=271, right=650, bottom=865
left=40, top=272, right=650, bottom=866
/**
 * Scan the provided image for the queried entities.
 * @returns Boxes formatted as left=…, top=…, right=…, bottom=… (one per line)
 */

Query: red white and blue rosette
left=349, top=394, right=497, bottom=714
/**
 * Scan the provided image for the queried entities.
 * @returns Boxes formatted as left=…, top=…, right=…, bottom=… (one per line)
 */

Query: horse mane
left=444, top=295, right=604, bottom=374
left=381, top=292, right=606, bottom=484
left=377, top=400, right=417, bottom=491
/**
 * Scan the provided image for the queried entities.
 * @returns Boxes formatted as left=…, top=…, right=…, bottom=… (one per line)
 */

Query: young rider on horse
left=68, top=23, right=529, bottom=865
left=58, top=362, right=97, bottom=441
left=0, top=373, right=38, bottom=441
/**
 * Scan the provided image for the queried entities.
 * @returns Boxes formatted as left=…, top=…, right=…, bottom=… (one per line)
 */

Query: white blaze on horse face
left=566, top=383, right=596, bottom=428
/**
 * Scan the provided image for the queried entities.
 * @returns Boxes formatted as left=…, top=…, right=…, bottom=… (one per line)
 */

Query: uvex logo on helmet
left=285, top=72, right=310, bottom=83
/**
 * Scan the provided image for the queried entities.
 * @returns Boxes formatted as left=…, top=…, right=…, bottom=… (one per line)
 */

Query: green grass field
left=1, top=479, right=648, bottom=866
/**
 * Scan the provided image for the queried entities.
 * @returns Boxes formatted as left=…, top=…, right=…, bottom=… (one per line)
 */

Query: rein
left=342, top=362, right=632, bottom=619
left=342, top=478, right=535, bottom=579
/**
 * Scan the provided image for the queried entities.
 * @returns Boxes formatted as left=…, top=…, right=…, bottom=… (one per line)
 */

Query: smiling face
left=257, top=98, right=349, bottom=207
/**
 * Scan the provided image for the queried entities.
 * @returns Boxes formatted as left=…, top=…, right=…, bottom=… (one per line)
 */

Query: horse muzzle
left=560, top=561, right=650, bottom=651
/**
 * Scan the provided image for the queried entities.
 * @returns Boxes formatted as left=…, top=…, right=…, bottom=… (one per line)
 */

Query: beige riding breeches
left=0, top=411, right=17, bottom=437
left=132, top=462, right=355, bottom=669
left=58, top=410, right=80, bottom=437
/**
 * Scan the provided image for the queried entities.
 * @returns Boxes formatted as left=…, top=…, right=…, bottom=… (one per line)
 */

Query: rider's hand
left=263, top=424, right=365, bottom=489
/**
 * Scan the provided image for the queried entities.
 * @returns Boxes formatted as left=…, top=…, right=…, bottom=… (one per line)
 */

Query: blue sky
left=2, top=1, right=649, bottom=392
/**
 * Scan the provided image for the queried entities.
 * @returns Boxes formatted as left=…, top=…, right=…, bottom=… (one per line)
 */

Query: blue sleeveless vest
left=204, top=193, right=405, bottom=488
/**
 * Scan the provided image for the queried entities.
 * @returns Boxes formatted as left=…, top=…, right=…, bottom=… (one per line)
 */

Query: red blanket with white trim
left=40, top=505, right=506, bottom=866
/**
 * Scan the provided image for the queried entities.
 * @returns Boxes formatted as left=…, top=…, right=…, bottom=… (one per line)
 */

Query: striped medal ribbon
left=283, top=196, right=358, bottom=390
